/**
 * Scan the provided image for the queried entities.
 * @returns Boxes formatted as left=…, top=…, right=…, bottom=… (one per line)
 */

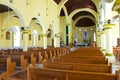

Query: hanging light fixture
left=9, top=0, right=13, bottom=3
left=26, top=0, right=29, bottom=5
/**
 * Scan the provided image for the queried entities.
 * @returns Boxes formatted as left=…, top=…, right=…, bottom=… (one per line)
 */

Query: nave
left=0, top=46, right=120, bottom=80
left=0, top=0, right=120, bottom=80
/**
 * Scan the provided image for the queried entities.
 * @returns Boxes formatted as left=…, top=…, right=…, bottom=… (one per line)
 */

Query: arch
left=74, top=15, right=96, bottom=27
left=62, top=6, right=70, bottom=24
left=28, top=16, right=45, bottom=33
left=69, top=8, right=97, bottom=20
left=2, top=12, right=21, bottom=29
left=0, top=2, right=25, bottom=27
left=58, top=0, right=68, bottom=16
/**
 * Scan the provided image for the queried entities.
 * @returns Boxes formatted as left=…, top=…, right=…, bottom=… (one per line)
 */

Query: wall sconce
left=9, top=0, right=13, bottom=3
left=1, top=34, right=4, bottom=39
left=85, top=29, right=87, bottom=31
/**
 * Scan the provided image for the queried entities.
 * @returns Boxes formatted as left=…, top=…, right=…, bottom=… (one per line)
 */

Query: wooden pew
left=43, top=62, right=112, bottom=73
left=4, top=51, right=32, bottom=63
left=1, top=57, right=16, bottom=77
left=31, top=53, right=36, bottom=66
left=71, top=47, right=104, bottom=56
left=60, top=55, right=106, bottom=60
left=28, top=66, right=120, bottom=80
left=113, top=47, right=120, bottom=61
left=0, top=55, right=27, bottom=70
left=53, top=58, right=108, bottom=64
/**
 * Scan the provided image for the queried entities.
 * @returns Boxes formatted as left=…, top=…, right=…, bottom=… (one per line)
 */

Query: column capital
left=54, top=35, right=60, bottom=38
left=66, top=23, right=71, bottom=26
left=104, top=24, right=115, bottom=29
left=22, top=30, right=30, bottom=34
left=42, top=33, right=48, bottom=37
left=101, top=31, right=106, bottom=34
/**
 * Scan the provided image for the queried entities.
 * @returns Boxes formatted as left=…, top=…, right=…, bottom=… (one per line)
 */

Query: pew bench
left=28, top=66, right=120, bottom=80
left=43, top=62, right=112, bottom=73
left=53, top=58, right=108, bottom=64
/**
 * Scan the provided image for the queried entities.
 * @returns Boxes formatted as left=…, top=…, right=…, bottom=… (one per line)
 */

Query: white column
left=54, top=36, right=60, bottom=47
left=105, top=2, right=114, bottom=22
left=23, top=30, right=29, bottom=51
left=101, top=30, right=106, bottom=51
left=43, top=34, right=47, bottom=49
left=96, top=31, right=101, bottom=48
left=104, top=24, right=115, bottom=56
left=119, top=13, right=120, bottom=37
left=35, top=35, right=38, bottom=47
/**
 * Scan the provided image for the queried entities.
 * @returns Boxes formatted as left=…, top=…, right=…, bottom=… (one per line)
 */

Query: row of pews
left=26, top=47, right=120, bottom=80
left=113, top=47, right=120, bottom=61
left=1, top=47, right=120, bottom=80
left=0, top=47, right=70, bottom=80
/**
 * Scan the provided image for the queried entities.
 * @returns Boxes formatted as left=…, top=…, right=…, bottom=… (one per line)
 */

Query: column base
left=102, top=49, right=106, bottom=51
left=97, top=47, right=102, bottom=49
left=105, top=53, right=114, bottom=56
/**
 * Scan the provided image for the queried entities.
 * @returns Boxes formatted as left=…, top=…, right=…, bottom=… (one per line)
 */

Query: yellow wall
left=60, top=17, right=66, bottom=46
left=74, top=27, right=95, bottom=44
left=0, top=0, right=59, bottom=49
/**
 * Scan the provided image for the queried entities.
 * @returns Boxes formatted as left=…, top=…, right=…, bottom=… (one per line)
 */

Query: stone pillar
left=101, top=30, right=106, bottom=51
left=119, top=13, right=120, bottom=37
left=35, top=35, right=38, bottom=47
left=54, top=35, right=60, bottom=47
left=104, top=24, right=115, bottom=56
left=43, top=34, right=47, bottom=49
left=22, top=30, right=29, bottom=51
left=96, top=31, right=101, bottom=48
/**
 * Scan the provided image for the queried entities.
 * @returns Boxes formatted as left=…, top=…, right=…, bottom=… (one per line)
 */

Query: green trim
left=105, top=53, right=114, bottom=56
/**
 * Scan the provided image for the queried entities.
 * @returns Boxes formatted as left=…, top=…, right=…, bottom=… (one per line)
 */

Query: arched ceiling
left=76, top=18, right=95, bottom=27
left=54, top=0, right=98, bottom=27
left=0, top=4, right=12, bottom=12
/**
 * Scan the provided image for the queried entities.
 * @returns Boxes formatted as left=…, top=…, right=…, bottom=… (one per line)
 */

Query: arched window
left=22, top=34, right=23, bottom=40
left=47, top=29, right=51, bottom=38
left=29, top=34, right=31, bottom=40
left=6, top=31, right=10, bottom=40
left=38, top=35, right=40, bottom=41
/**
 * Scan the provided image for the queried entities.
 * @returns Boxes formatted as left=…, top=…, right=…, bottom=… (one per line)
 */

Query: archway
left=29, top=17, right=44, bottom=47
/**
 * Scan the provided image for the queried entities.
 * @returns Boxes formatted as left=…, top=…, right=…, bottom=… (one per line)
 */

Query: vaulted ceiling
left=0, top=1, right=98, bottom=27
left=54, top=0, right=98, bottom=27
left=0, top=4, right=12, bottom=12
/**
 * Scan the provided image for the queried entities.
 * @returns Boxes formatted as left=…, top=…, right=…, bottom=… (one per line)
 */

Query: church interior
left=0, top=0, right=120, bottom=80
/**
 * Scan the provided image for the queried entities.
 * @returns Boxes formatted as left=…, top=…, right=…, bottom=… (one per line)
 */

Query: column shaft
left=106, top=28, right=113, bottom=55
left=23, top=32, right=28, bottom=51
left=101, top=31, right=106, bottom=51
